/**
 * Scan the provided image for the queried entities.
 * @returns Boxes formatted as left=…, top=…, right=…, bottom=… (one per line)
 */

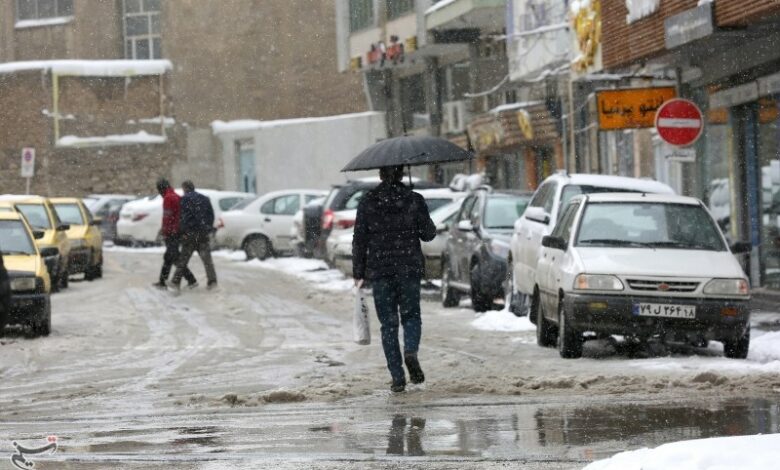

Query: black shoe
left=207, top=281, right=218, bottom=290
left=152, top=281, right=166, bottom=290
left=405, top=353, right=425, bottom=384
left=390, top=382, right=406, bottom=393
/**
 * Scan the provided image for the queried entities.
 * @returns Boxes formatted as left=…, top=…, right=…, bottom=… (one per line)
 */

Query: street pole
left=25, top=177, right=31, bottom=195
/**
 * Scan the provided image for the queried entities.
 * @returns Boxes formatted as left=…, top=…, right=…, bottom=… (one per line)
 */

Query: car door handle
left=264, top=217, right=271, bottom=222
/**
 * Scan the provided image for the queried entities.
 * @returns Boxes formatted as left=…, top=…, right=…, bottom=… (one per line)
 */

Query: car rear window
left=15, top=204, right=53, bottom=230
left=54, top=203, right=85, bottom=226
left=0, top=220, right=36, bottom=255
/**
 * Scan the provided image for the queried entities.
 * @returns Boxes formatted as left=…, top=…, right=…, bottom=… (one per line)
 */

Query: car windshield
left=560, top=185, right=643, bottom=219
left=0, top=220, right=36, bottom=255
left=54, top=203, right=85, bottom=226
left=576, top=202, right=727, bottom=251
left=15, top=203, right=52, bottom=230
left=230, top=196, right=258, bottom=210
left=483, top=196, right=531, bottom=229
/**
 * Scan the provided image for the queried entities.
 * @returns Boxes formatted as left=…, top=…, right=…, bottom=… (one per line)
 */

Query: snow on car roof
left=414, top=188, right=466, bottom=199
left=583, top=192, right=702, bottom=205
left=561, top=173, right=675, bottom=194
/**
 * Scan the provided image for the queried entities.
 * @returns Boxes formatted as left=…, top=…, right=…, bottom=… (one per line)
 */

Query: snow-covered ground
left=584, top=433, right=780, bottom=470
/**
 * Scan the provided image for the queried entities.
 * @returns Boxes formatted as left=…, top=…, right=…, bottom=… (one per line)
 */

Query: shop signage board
left=664, top=2, right=714, bottom=50
left=663, top=145, right=696, bottom=163
left=596, top=87, right=677, bottom=130
left=655, top=99, right=704, bottom=147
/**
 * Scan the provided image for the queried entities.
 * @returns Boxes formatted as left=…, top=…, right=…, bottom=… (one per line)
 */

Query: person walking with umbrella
left=352, top=165, right=437, bottom=393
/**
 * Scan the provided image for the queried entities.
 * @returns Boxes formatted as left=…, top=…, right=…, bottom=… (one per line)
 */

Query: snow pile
left=747, top=331, right=780, bottom=363
left=471, top=309, right=535, bottom=332
left=247, top=257, right=353, bottom=292
left=212, top=250, right=248, bottom=262
left=583, top=433, right=780, bottom=470
left=624, top=0, right=660, bottom=24
left=57, top=131, right=166, bottom=147
left=15, top=15, right=73, bottom=29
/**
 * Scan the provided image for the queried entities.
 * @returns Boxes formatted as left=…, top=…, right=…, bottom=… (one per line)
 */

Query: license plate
left=632, top=303, right=696, bottom=319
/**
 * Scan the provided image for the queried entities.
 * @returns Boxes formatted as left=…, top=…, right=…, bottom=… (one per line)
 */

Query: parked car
left=0, top=210, right=52, bottom=336
left=326, top=187, right=465, bottom=275
left=51, top=198, right=104, bottom=280
left=116, top=189, right=254, bottom=246
left=312, top=177, right=443, bottom=261
left=291, top=196, right=325, bottom=257
left=441, top=188, right=532, bottom=312
left=508, top=173, right=675, bottom=315
left=0, top=195, right=71, bottom=291
left=533, top=192, right=751, bottom=359
left=422, top=198, right=466, bottom=280
left=215, top=189, right=326, bottom=259
left=83, top=194, right=137, bottom=241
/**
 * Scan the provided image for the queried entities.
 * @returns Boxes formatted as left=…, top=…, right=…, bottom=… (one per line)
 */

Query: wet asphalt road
left=0, top=249, right=779, bottom=469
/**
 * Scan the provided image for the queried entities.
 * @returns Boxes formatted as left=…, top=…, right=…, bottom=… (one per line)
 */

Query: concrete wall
left=216, top=112, right=386, bottom=193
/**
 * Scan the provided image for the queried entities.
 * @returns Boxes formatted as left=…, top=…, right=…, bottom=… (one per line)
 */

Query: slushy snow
left=583, top=433, right=780, bottom=470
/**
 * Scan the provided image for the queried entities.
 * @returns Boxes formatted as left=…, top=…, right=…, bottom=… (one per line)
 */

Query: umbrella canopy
left=341, top=135, right=473, bottom=172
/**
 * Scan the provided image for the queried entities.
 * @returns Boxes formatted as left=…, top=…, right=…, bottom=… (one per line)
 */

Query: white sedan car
left=533, top=192, right=751, bottom=359
left=508, top=172, right=675, bottom=315
left=215, top=189, right=326, bottom=259
left=116, top=189, right=253, bottom=246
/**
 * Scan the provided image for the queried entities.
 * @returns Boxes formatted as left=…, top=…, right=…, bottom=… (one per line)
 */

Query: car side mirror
left=525, top=207, right=551, bottom=225
left=542, top=235, right=567, bottom=251
left=90, top=218, right=103, bottom=226
left=457, top=220, right=474, bottom=232
left=436, top=223, right=448, bottom=234
left=40, top=247, right=59, bottom=257
left=57, top=224, right=70, bottom=231
left=731, top=241, right=751, bottom=254
left=32, top=230, right=45, bottom=240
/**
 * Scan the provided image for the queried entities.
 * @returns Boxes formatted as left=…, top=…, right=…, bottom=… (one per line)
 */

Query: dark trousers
left=160, top=235, right=196, bottom=285
left=172, top=231, right=217, bottom=285
left=372, top=275, right=422, bottom=384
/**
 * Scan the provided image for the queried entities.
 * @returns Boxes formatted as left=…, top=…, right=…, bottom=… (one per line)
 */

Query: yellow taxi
left=50, top=198, right=104, bottom=280
left=0, top=196, right=71, bottom=290
left=0, top=211, right=52, bottom=336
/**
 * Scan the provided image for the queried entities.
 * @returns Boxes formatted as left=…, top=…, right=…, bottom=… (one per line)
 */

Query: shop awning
left=466, top=101, right=560, bottom=154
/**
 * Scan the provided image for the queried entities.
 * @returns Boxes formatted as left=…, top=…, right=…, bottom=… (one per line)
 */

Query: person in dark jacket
left=169, top=180, right=217, bottom=292
left=352, top=165, right=436, bottom=393
left=153, top=178, right=197, bottom=289
left=0, top=252, right=9, bottom=336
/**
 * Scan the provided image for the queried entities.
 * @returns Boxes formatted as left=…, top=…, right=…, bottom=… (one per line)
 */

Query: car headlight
left=574, top=274, right=624, bottom=291
left=488, top=239, right=510, bottom=259
left=704, top=278, right=749, bottom=296
left=10, top=277, right=36, bottom=292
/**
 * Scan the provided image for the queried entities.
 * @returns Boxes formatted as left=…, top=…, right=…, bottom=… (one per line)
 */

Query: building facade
left=1, top=0, right=367, bottom=194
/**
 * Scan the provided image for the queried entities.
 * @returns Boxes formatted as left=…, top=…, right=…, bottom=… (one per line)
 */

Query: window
left=349, top=0, right=373, bottom=32
left=219, top=197, right=244, bottom=211
left=0, top=221, right=36, bottom=256
left=551, top=202, right=580, bottom=243
left=484, top=196, right=531, bottom=229
left=458, top=196, right=477, bottom=222
left=53, top=203, right=85, bottom=226
left=16, top=0, right=73, bottom=21
left=261, top=195, right=300, bottom=216
left=386, top=0, right=414, bottom=20
left=16, top=204, right=53, bottom=230
left=123, top=0, right=161, bottom=59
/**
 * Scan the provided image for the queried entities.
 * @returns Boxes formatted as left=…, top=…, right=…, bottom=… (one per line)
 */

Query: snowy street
left=1, top=249, right=780, bottom=469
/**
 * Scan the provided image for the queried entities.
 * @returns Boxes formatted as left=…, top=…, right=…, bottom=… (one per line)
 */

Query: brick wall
left=602, top=0, right=780, bottom=70
left=0, top=70, right=185, bottom=197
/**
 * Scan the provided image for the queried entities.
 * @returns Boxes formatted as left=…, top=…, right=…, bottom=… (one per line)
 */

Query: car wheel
left=723, top=328, right=750, bottom=359
left=470, top=264, right=492, bottom=312
left=535, top=291, right=556, bottom=347
left=244, top=236, right=271, bottom=261
left=558, top=297, right=582, bottom=359
left=51, top=272, right=61, bottom=293
left=60, top=270, right=69, bottom=289
left=441, top=258, right=460, bottom=308
left=31, top=298, right=51, bottom=337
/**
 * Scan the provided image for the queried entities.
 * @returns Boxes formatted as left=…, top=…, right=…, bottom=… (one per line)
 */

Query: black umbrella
left=341, top=135, right=473, bottom=172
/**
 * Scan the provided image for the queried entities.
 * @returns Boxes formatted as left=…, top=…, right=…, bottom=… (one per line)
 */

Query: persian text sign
left=596, top=87, right=677, bottom=130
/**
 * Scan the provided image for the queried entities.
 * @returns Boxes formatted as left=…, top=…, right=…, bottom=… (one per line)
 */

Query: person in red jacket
left=153, top=178, right=197, bottom=289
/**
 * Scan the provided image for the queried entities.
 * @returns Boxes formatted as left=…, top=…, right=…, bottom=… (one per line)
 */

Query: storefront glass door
left=757, top=97, right=780, bottom=289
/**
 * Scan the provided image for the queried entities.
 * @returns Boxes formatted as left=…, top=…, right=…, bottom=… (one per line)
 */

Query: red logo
left=658, top=283, right=671, bottom=291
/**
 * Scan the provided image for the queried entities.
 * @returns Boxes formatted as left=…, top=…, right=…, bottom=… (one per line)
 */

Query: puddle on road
left=22, top=398, right=780, bottom=464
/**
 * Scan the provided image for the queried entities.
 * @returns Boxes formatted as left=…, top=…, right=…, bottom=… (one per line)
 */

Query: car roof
left=0, top=211, right=25, bottom=221
left=50, top=197, right=82, bottom=204
left=0, top=194, right=49, bottom=203
left=86, top=194, right=136, bottom=199
left=581, top=192, right=702, bottom=205
left=548, top=173, right=675, bottom=194
left=414, top=188, right=466, bottom=198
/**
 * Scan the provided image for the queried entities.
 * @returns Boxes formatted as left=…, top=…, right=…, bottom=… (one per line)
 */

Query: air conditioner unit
left=443, top=100, right=469, bottom=134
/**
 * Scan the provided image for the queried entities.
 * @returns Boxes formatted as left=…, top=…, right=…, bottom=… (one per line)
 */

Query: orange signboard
left=597, top=87, right=677, bottom=130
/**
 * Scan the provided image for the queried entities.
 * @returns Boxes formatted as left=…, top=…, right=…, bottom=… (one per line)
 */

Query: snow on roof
left=565, top=173, right=676, bottom=194
left=426, top=0, right=457, bottom=15
left=211, top=111, right=384, bottom=135
left=489, top=101, right=544, bottom=114
left=15, top=15, right=73, bottom=29
left=0, top=60, right=172, bottom=77
left=57, top=131, right=166, bottom=148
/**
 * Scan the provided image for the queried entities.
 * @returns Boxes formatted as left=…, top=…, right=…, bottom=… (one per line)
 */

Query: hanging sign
left=597, top=87, right=677, bottom=130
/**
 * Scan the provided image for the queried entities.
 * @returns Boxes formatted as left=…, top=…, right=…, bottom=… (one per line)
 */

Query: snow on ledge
left=426, top=0, right=457, bottom=15
left=0, top=60, right=172, bottom=77
left=211, top=111, right=383, bottom=135
left=56, top=131, right=166, bottom=148
left=15, top=16, right=74, bottom=29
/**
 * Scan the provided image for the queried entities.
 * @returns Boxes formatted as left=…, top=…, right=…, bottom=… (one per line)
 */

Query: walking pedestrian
left=153, top=178, right=197, bottom=289
left=352, top=165, right=436, bottom=393
left=168, top=180, right=218, bottom=292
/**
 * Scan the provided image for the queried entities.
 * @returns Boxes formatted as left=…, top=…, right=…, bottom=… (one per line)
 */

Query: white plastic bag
left=353, top=287, right=370, bottom=345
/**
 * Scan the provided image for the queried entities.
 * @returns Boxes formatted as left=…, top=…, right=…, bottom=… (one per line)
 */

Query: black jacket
left=352, top=181, right=436, bottom=280
left=180, top=191, right=214, bottom=234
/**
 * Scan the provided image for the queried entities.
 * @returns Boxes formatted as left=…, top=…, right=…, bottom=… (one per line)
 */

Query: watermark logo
left=10, top=436, right=57, bottom=469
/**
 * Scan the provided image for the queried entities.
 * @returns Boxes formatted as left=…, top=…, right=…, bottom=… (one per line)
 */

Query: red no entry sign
left=655, top=98, right=703, bottom=147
